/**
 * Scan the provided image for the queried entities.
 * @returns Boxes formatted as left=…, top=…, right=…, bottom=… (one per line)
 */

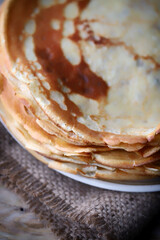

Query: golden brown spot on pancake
left=83, top=29, right=160, bottom=71
left=35, top=46, right=108, bottom=100
left=23, top=105, right=35, bottom=117
left=34, top=3, right=109, bottom=100
left=71, top=18, right=160, bottom=72
left=78, top=0, right=90, bottom=12
left=134, top=55, right=160, bottom=70
left=31, top=8, right=40, bottom=17
left=7, top=0, right=37, bottom=61
left=88, top=36, right=160, bottom=70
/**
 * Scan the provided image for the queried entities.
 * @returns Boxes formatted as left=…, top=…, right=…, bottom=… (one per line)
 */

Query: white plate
left=1, top=118, right=160, bottom=193
left=57, top=170, right=160, bottom=192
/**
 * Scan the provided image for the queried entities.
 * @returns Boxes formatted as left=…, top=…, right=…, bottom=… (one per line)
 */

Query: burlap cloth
left=0, top=123, right=160, bottom=240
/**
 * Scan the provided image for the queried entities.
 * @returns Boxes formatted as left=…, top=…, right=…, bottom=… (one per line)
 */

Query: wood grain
left=0, top=185, right=60, bottom=240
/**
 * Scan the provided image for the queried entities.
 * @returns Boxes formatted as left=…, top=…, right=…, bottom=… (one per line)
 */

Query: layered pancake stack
left=0, top=0, right=160, bottom=180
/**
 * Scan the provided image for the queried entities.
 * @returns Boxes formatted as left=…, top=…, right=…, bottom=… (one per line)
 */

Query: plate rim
left=57, top=170, right=160, bottom=192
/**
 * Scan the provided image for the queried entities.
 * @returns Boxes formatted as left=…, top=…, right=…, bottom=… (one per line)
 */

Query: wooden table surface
left=0, top=185, right=60, bottom=240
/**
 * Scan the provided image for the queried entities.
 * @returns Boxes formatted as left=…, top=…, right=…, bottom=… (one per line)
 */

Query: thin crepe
left=0, top=0, right=160, bottom=181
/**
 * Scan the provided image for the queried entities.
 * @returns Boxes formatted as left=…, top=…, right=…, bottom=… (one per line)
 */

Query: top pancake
left=0, top=0, right=160, bottom=146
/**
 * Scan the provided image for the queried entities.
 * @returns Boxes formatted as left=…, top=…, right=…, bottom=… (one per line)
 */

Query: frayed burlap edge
left=0, top=158, right=110, bottom=240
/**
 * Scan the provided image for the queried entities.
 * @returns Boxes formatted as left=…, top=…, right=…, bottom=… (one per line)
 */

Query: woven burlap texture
left=0, top=123, right=160, bottom=240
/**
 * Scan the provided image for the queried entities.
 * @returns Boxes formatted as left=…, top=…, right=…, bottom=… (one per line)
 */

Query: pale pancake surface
left=0, top=0, right=159, bottom=145
left=0, top=0, right=160, bottom=180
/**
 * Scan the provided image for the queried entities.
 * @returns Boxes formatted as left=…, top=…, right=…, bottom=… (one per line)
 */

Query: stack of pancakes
left=0, top=0, right=160, bottom=180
